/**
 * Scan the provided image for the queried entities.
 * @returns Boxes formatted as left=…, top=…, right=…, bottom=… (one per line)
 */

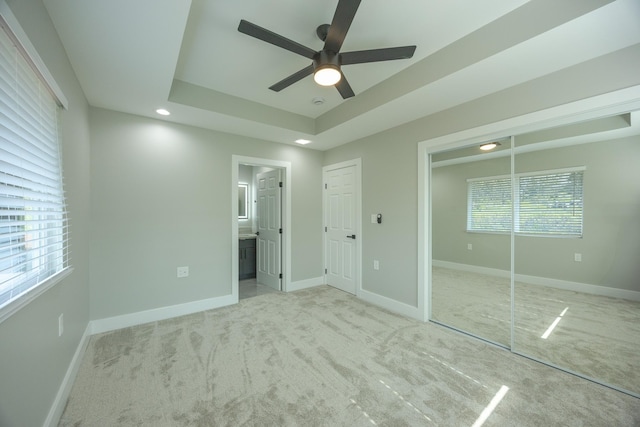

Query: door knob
left=346, top=234, right=356, bottom=239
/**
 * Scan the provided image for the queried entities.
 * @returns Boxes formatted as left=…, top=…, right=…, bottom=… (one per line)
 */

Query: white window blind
left=516, top=170, right=584, bottom=236
left=467, top=175, right=512, bottom=233
left=0, top=18, right=69, bottom=310
left=467, top=168, right=584, bottom=237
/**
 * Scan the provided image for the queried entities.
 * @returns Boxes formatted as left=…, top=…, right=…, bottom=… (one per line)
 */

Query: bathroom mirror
left=238, top=183, right=248, bottom=219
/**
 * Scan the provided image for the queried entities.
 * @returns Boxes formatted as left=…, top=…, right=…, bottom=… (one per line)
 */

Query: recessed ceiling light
left=156, top=108, right=170, bottom=116
left=312, top=97, right=325, bottom=106
left=480, top=142, right=500, bottom=151
left=295, top=139, right=311, bottom=145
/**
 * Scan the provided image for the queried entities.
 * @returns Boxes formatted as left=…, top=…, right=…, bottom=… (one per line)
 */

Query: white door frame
left=417, top=85, right=640, bottom=323
left=232, top=156, right=292, bottom=303
left=323, top=158, right=362, bottom=296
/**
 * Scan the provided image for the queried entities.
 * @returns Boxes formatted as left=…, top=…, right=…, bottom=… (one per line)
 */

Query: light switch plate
left=58, top=313, right=64, bottom=337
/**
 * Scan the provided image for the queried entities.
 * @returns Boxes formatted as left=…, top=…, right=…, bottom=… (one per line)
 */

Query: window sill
left=0, top=267, right=74, bottom=325
left=466, top=230, right=582, bottom=238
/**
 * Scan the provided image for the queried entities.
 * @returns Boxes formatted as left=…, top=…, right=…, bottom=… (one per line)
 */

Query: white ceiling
left=43, top=0, right=640, bottom=151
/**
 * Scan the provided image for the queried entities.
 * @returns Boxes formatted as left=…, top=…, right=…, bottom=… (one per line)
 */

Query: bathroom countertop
left=239, top=233, right=257, bottom=240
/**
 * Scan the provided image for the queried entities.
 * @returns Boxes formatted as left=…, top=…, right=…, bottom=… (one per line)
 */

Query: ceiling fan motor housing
left=313, top=50, right=341, bottom=72
left=238, top=0, right=416, bottom=98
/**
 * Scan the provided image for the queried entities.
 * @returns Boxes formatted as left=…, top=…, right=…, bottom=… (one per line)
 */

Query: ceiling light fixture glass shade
left=314, top=66, right=341, bottom=86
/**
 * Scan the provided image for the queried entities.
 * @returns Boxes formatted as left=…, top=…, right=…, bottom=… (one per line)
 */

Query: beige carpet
left=59, top=286, right=640, bottom=426
left=431, top=266, right=640, bottom=395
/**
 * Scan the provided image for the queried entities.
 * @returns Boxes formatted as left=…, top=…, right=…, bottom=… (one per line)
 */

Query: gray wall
left=432, top=155, right=512, bottom=271
left=0, top=0, right=91, bottom=426
left=89, top=108, right=324, bottom=320
left=324, top=135, right=419, bottom=306
left=432, top=136, right=640, bottom=291
left=324, top=43, right=640, bottom=307
left=515, top=136, right=640, bottom=290
left=1, top=2, right=639, bottom=425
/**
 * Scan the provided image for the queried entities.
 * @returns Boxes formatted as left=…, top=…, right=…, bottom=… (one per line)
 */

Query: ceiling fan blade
left=324, top=0, right=361, bottom=53
left=341, top=46, right=417, bottom=65
left=269, top=64, right=315, bottom=92
left=335, top=73, right=355, bottom=99
left=238, top=20, right=316, bottom=59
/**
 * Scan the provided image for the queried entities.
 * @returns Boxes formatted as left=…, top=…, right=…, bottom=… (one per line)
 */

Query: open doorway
left=232, top=156, right=292, bottom=302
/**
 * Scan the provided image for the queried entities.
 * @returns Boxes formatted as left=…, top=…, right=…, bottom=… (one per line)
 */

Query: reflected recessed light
left=480, top=142, right=500, bottom=151
left=295, top=139, right=311, bottom=145
left=156, top=108, right=170, bottom=116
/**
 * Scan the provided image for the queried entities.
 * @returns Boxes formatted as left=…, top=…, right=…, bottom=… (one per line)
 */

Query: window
left=0, top=15, right=69, bottom=314
left=467, top=168, right=584, bottom=237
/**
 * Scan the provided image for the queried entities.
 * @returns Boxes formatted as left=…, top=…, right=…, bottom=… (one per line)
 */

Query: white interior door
left=325, top=165, right=357, bottom=294
left=256, top=169, right=281, bottom=290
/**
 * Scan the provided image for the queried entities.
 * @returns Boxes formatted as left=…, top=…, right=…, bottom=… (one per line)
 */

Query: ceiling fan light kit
left=314, top=67, right=341, bottom=86
left=238, top=0, right=416, bottom=99
left=313, top=51, right=342, bottom=86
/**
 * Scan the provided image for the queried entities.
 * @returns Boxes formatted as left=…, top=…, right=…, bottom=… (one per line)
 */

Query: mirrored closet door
left=512, top=114, right=640, bottom=395
left=430, top=139, right=512, bottom=348
left=429, top=111, right=640, bottom=397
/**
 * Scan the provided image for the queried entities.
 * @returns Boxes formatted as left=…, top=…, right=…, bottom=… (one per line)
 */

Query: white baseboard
left=433, top=260, right=640, bottom=301
left=359, top=288, right=423, bottom=321
left=515, top=272, right=640, bottom=301
left=44, top=324, right=92, bottom=427
left=433, top=260, right=510, bottom=278
left=89, top=293, right=237, bottom=335
left=287, top=276, right=324, bottom=292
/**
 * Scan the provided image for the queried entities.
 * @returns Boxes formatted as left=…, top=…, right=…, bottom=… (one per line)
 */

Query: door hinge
left=279, top=228, right=282, bottom=234
left=324, top=183, right=327, bottom=189
left=325, top=226, right=327, bottom=232
left=279, top=273, right=283, bottom=279
left=279, top=181, right=283, bottom=188
left=324, top=268, right=327, bottom=274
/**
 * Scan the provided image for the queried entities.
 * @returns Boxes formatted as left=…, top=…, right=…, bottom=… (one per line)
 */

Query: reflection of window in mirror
left=238, top=183, right=248, bottom=219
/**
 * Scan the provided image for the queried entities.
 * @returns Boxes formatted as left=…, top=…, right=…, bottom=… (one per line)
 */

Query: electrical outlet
left=373, top=260, right=379, bottom=270
left=177, top=266, right=189, bottom=278
left=467, top=243, right=473, bottom=250
left=58, top=313, right=64, bottom=337
left=371, top=214, right=377, bottom=224
left=574, top=253, right=582, bottom=262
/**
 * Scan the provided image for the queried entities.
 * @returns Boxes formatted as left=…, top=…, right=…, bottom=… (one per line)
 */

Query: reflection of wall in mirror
left=432, top=135, right=640, bottom=293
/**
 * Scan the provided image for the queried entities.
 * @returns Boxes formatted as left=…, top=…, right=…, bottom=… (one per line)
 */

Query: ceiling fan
left=237, top=0, right=416, bottom=99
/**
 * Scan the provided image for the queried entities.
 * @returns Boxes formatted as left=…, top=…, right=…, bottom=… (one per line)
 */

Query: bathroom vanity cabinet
left=239, top=238, right=256, bottom=279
